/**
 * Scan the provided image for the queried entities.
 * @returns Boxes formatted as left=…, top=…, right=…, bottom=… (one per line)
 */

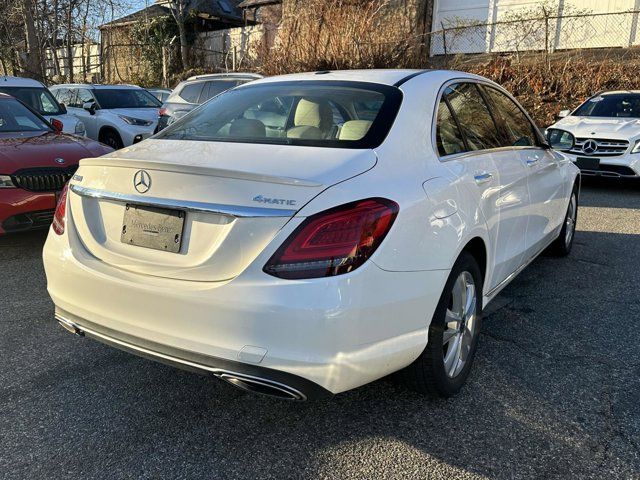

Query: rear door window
left=179, top=83, right=205, bottom=103
left=444, top=83, right=503, bottom=151
left=436, top=97, right=466, bottom=156
left=482, top=86, right=538, bottom=147
left=200, top=81, right=240, bottom=103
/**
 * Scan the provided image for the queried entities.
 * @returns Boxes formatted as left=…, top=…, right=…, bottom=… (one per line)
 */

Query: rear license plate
left=121, top=204, right=185, bottom=253
left=576, top=157, right=600, bottom=171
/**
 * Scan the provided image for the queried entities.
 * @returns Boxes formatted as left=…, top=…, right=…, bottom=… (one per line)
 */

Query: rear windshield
left=156, top=81, right=402, bottom=148
left=0, top=98, right=51, bottom=133
left=93, top=88, right=161, bottom=109
left=0, top=86, right=64, bottom=115
left=573, top=94, right=640, bottom=118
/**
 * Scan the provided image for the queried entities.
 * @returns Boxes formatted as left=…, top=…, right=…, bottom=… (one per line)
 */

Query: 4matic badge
left=253, top=195, right=297, bottom=206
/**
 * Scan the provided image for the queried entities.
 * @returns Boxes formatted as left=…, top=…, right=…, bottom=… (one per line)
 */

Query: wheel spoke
left=442, top=328, right=459, bottom=345
left=443, top=335, right=460, bottom=376
left=459, top=324, right=473, bottom=363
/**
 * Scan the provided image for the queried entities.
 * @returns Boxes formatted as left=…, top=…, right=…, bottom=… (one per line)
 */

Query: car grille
left=570, top=138, right=629, bottom=157
left=10, top=166, right=77, bottom=192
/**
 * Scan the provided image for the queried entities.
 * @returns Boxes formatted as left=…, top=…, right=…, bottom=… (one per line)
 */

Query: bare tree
left=166, top=0, right=190, bottom=69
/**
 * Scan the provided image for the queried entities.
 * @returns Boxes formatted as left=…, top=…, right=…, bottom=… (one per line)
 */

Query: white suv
left=0, top=76, right=85, bottom=136
left=549, top=90, right=640, bottom=178
left=50, top=84, right=161, bottom=149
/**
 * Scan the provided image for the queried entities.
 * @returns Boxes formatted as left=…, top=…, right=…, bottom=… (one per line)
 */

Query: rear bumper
left=55, top=310, right=330, bottom=400
left=0, top=189, right=56, bottom=234
left=43, top=221, right=448, bottom=396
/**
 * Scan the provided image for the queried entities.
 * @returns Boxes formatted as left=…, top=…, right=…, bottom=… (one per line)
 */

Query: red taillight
left=159, top=108, right=167, bottom=116
left=264, top=198, right=398, bottom=279
left=52, top=182, right=69, bottom=235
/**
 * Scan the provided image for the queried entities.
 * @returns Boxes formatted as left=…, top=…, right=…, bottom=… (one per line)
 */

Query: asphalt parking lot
left=1, top=179, right=639, bottom=480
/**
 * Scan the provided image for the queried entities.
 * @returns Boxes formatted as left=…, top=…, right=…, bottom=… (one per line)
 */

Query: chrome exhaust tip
left=217, top=373, right=306, bottom=401
left=56, top=315, right=84, bottom=336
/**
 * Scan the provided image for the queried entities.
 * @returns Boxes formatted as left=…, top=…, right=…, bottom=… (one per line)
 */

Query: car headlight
left=118, top=115, right=153, bottom=126
left=74, top=120, right=86, bottom=135
left=632, top=139, right=640, bottom=153
left=0, top=175, right=15, bottom=188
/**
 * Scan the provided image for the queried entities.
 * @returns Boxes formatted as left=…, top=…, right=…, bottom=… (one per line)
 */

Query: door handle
left=526, top=158, right=539, bottom=166
left=474, top=172, right=493, bottom=184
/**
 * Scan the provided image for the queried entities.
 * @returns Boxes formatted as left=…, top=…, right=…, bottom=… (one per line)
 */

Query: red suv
left=0, top=93, right=112, bottom=234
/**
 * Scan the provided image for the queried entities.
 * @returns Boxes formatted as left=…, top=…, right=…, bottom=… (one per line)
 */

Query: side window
left=436, top=98, right=466, bottom=156
left=444, top=83, right=503, bottom=151
left=66, top=89, right=82, bottom=108
left=39, top=92, right=57, bottom=114
left=483, top=86, right=538, bottom=147
left=76, top=88, right=95, bottom=107
left=55, top=88, right=73, bottom=106
left=179, top=83, right=204, bottom=103
left=200, top=81, right=238, bottom=102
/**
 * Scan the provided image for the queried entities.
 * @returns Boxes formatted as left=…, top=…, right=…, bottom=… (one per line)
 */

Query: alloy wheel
left=442, top=271, right=477, bottom=378
left=565, top=194, right=577, bottom=248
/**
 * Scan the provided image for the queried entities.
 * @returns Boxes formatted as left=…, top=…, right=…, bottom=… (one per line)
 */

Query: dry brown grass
left=259, top=0, right=422, bottom=76
left=457, top=50, right=640, bottom=126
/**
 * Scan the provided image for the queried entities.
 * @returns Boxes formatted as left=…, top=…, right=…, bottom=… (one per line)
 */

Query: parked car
left=147, top=88, right=172, bottom=103
left=0, top=93, right=111, bottom=235
left=49, top=83, right=161, bottom=149
left=549, top=90, right=640, bottom=178
left=0, top=76, right=86, bottom=136
left=44, top=70, right=579, bottom=401
left=156, top=73, right=262, bottom=132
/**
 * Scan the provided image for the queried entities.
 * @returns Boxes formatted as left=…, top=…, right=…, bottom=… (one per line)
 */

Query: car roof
left=598, top=90, right=640, bottom=96
left=51, top=83, right=144, bottom=90
left=0, top=75, right=45, bottom=88
left=243, top=69, right=490, bottom=88
left=185, top=73, right=263, bottom=82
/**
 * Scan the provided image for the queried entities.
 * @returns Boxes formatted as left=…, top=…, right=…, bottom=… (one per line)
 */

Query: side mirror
left=83, top=101, right=96, bottom=115
left=59, top=103, right=67, bottom=114
left=557, top=109, right=570, bottom=119
left=51, top=118, right=64, bottom=133
left=546, top=128, right=575, bottom=151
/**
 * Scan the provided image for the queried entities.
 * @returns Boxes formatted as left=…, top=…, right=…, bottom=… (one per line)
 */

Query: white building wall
left=431, top=0, right=640, bottom=55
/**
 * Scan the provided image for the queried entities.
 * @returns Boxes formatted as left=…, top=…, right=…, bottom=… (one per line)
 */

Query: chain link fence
left=429, top=10, right=640, bottom=57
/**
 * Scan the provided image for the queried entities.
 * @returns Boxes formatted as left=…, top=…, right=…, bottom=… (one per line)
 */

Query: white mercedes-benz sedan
left=43, top=70, right=580, bottom=401
left=549, top=90, right=640, bottom=178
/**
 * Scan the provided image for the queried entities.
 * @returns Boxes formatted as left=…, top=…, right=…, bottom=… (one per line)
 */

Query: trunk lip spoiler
left=69, top=184, right=298, bottom=218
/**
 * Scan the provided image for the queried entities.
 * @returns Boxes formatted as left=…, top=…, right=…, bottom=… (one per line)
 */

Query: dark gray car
left=156, top=73, right=262, bottom=132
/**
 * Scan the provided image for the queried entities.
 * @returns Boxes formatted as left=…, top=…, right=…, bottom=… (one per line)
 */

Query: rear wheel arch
left=461, top=237, right=488, bottom=286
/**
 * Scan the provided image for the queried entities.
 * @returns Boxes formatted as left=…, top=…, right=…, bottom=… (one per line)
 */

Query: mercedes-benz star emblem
left=582, top=139, right=598, bottom=155
left=54, top=157, right=65, bottom=164
left=134, top=170, right=151, bottom=194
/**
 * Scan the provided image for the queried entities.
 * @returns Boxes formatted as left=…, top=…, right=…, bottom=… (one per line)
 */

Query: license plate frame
left=121, top=204, right=185, bottom=253
left=576, top=157, right=600, bottom=171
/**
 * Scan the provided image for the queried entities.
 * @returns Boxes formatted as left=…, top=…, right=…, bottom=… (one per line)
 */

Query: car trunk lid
left=68, top=139, right=377, bottom=282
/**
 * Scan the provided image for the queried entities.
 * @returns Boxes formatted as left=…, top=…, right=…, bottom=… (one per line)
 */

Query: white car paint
left=549, top=91, right=640, bottom=178
left=49, top=84, right=160, bottom=148
left=0, top=76, right=85, bottom=136
left=43, top=69, right=579, bottom=399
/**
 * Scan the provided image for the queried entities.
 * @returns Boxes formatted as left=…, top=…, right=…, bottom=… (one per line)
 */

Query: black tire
left=400, top=251, right=483, bottom=397
left=547, top=187, right=578, bottom=257
left=100, top=130, right=124, bottom=150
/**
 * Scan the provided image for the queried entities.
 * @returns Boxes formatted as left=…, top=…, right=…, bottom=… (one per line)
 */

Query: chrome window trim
left=69, top=184, right=297, bottom=218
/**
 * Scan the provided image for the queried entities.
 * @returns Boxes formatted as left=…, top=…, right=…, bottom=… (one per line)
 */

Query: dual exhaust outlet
left=56, top=316, right=306, bottom=401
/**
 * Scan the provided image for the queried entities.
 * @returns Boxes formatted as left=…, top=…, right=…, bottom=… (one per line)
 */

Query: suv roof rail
left=186, top=73, right=263, bottom=81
